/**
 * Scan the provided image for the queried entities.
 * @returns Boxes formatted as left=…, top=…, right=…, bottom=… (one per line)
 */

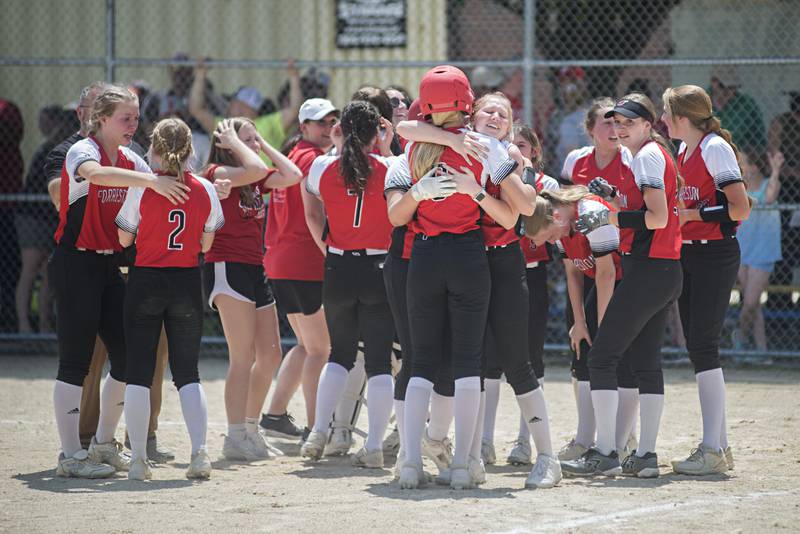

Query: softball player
left=51, top=85, right=188, bottom=478
left=560, top=94, right=682, bottom=478
left=116, top=118, right=224, bottom=480
left=201, top=117, right=303, bottom=461
left=299, top=101, right=396, bottom=467
left=662, top=85, right=750, bottom=475
left=260, top=99, right=340, bottom=440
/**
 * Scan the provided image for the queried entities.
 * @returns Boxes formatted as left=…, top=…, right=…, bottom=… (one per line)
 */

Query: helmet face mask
left=418, top=65, right=475, bottom=116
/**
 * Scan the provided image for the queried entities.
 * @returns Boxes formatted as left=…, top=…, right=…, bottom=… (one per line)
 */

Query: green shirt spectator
left=710, top=66, right=766, bottom=153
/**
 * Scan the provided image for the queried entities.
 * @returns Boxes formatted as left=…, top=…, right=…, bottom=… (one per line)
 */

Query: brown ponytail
left=522, top=185, right=590, bottom=238
left=339, top=101, right=381, bottom=193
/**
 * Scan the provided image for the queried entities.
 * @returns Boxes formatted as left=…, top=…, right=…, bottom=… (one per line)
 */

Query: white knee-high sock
left=720, top=406, right=729, bottom=449
left=575, top=381, right=596, bottom=447
left=404, top=377, right=433, bottom=465
left=178, top=382, right=208, bottom=455
left=53, top=380, right=83, bottom=457
left=517, top=412, right=530, bottom=442
left=452, top=377, right=481, bottom=466
left=482, top=378, right=501, bottom=443
left=311, top=362, right=349, bottom=434
left=615, top=387, right=639, bottom=451
left=516, top=387, right=554, bottom=456
left=124, top=385, right=151, bottom=461
left=365, top=374, right=394, bottom=452
left=591, top=389, right=618, bottom=456
left=637, top=393, right=664, bottom=456
left=95, top=375, right=126, bottom=444
left=696, top=368, right=725, bottom=451
left=469, top=391, right=486, bottom=460
left=427, top=390, right=454, bottom=441
left=332, top=357, right=366, bottom=430
left=394, top=399, right=405, bottom=452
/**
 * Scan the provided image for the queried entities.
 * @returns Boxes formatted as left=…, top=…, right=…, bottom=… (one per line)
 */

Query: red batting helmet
left=418, top=65, right=474, bottom=116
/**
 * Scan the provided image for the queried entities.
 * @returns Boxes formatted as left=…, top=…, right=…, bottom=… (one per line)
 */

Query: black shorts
left=202, top=261, right=275, bottom=311
left=271, top=279, right=323, bottom=315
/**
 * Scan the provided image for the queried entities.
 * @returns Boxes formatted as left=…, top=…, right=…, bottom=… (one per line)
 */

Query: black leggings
left=679, top=239, right=740, bottom=374
left=408, top=231, right=490, bottom=382
left=49, top=247, right=126, bottom=386
left=481, top=246, right=539, bottom=395
left=384, top=254, right=454, bottom=400
left=124, top=267, right=203, bottom=390
left=588, top=256, right=682, bottom=395
left=323, top=252, right=394, bottom=378
left=574, top=281, right=638, bottom=389
left=526, top=264, right=548, bottom=379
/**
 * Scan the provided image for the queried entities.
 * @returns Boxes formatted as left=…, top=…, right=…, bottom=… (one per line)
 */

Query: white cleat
left=724, top=446, right=734, bottom=470
left=481, top=439, right=496, bottom=465
left=393, top=447, right=406, bottom=480
left=186, top=449, right=212, bottom=479
left=56, top=450, right=115, bottom=479
left=398, top=462, right=426, bottom=489
left=88, top=437, right=130, bottom=472
left=449, top=464, right=473, bottom=490
left=222, top=434, right=268, bottom=462
left=436, top=456, right=485, bottom=486
left=351, top=446, right=384, bottom=468
left=248, top=431, right=282, bottom=458
left=382, top=427, right=401, bottom=456
left=128, top=457, right=153, bottom=481
left=421, top=431, right=453, bottom=474
left=525, top=454, right=562, bottom=489
left=557, top=438, right=590, bottom=462
left=507, top=437, right=532, bottom=466
left=671, top=443, right=728, bottom=476
left=324, top=427, right=353, bottom=456
left=300, top=430, right=327, bottom=461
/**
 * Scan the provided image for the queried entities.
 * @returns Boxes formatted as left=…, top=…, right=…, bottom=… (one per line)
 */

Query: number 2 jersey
left=306, top=153, right=393, bottom=251
left=115, top=171, right=224, bottom=268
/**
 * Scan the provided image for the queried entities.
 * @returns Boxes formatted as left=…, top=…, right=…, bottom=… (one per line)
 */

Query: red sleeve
left=203, top=164, right=219, bottom=182
left=259, top=168, right=278, bottom=190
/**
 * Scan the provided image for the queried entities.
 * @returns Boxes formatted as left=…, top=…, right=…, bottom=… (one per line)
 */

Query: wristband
left=698, top=205, right=734, bottom=223
left=473, top=189, right=486, bottom=202
left=616, top=210, right=648, bottom=229
left=521, top=167, right=536, bottom=186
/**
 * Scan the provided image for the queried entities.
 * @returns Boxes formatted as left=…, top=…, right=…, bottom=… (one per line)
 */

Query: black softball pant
left=588, top=256, right=682, bottom=395
left=124, top=267, right=203, bottom=390
left=526, top=263, right=548, bottom=379
left=679, top=238, right=740, bottom=374
left=323, top=252, right=394, bottom=378
left=408, top=230, right=491, bottom=382
left=384, top=254, right=454, bottom=400
left=481, top=246, right=539, bottom=395
left=574, top=280, right=638, bottom=388
left=49, top=247, right=126, bottom=386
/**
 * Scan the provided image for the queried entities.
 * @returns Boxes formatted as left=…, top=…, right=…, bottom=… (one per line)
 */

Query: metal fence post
left=522, top=0, right=536, bottom=127
left=106, top=0, right=116, bottom=82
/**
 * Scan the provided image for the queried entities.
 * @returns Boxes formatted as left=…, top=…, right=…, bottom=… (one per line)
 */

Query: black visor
left=604, top=99, right=654, bottom=123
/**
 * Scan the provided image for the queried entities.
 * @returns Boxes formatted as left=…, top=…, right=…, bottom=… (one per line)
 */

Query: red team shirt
left=520, top=172, right=560, bottom=265
left=204, top=164, right=275, bottom=265
left=619, top=141, right=682, bottom=259
left=306, top=154, right=393, bottom=251
left=562, top=145, right=634, bottom=209
left=115, top=171, right=224, bottom=268
left=263, top=140, right=325, bottom=281
left=677, top=132, right=744, bottom=241
left=556, top=196, right=623, bottom=280
left=58, top=136, right=150, bottom=251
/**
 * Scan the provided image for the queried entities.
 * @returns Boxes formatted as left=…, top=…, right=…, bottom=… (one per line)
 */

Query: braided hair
left=150, top=117, right=193, bottom=183
left=339, top=101, right=381, bottom=192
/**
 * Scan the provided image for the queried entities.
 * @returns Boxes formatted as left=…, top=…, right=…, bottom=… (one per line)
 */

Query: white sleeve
left=701, top=135, right=743, bottom=189
left=65, top=139, right=102, bottom=182
left=121, top=146, right=152, bottom=174
left=539, top=174, right=560, bottom=191
left=555, top=240, right=565, bottom=255
left=385, top=154, right=412, bottom=193
left=198, top=176, right=225, bottom=232
left=560, top=147, right=584, bottom=182
left=579, top=199, right=619, bottom=256
left=480, top=136, right=518, bottom=185
left=306, top=155, right=337, bottom=196
left=114, top=186, right=144, bottom=233
left=631, top=143, right=666, bottom=190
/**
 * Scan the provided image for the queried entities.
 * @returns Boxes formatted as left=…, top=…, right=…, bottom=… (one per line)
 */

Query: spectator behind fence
left=546, top=66, right=592, bottom=175
left=709, top=66, right=766, bottom=154
left=14, top=105, right=76, bottom=333
left=733, top=150, right=784, bottom=352
left=385, top=86, right=412, bottom=128
left=0, top=98, right=24, bottom=331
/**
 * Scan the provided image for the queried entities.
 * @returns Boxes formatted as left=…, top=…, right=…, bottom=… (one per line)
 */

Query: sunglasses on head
left=389, top=97, right=409, bottom=109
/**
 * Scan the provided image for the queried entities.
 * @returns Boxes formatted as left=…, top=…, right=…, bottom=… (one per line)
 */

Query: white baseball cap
left=233, top=86, right=264, bottom=112
left=299, top=98, right=339, bottom=123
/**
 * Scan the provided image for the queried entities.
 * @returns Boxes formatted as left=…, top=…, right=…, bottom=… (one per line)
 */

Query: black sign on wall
left=336, top=0, right=407, bottom=48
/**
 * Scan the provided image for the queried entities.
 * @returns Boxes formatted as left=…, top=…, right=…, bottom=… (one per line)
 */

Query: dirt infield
left=1, top=355, right=798, bottom=533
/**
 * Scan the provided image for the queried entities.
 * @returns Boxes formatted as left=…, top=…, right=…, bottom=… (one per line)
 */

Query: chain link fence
left=1, top=0, right=799, bottom=362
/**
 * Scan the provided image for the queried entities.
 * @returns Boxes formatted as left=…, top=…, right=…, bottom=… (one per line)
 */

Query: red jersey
left=620, top=142, right=682, bottom=259
left=678, top=133, right=743, bottom=241
left=520, top=172, right=560, bottom=264
left=263, top=140, right=325, bottom=281
left=115, top=172, right=224, bottom=268
left=204, top=164, right=275, bottom=265
left=307, top=154, right=393, bottom=251
left=57, top=137, right=149, bottom=251
left=409, top=131, right=517, bottom=237
left=562, top=145, right=634, bottom=209
left=556, top=196, right=622, bottom=280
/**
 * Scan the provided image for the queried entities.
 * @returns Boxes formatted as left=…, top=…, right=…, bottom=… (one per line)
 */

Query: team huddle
left=48, top=65, right=749, bottom=489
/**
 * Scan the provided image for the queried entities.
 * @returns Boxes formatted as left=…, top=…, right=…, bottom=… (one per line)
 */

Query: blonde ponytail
left=150, top=118, right=193, bottom=183
left=410, top=110, right=466, bottom=182
left=522, top=185, right=590, bottom=238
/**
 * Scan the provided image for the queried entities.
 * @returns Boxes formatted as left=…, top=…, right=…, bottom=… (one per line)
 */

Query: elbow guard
left=699, top=204, right=735, bottom=223
left=617, top=210, right=648, bottom=229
